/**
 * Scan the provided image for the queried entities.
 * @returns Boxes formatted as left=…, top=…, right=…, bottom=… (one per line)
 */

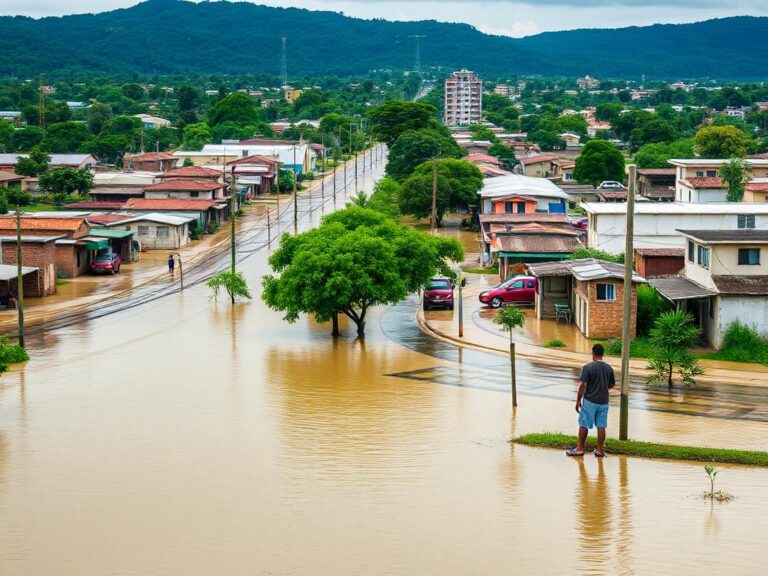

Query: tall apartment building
left=444, top=70, right=482, bottom=127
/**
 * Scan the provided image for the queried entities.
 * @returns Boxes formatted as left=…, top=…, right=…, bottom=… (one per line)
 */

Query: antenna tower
left=280, top=37, right=288, bottom=87
left=409, top=35, right=426, bottom=75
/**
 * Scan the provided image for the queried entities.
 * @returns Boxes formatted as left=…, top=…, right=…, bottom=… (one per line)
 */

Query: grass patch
left=544, top=339, right=566, bottom=348
left=462, top=265, right=499, bottom=275
left=514, top=432, right=768, bottom=466
left=55, top=278, right=68, bottom=286
left=700, top=321, right=768, bottom=365
left=601, top=337, right=655, bottom=359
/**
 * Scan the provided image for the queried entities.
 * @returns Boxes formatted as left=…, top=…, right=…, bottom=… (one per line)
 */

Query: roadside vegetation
left=702, top=321, right=768, bottom=365
left=544, top=339, right=566, bottom=348
left=515, top=433, right=768, bottom=466
left=0, top=337, right=29, bottom=373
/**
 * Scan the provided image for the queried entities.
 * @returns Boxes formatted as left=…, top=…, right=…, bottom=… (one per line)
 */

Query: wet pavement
left=0, top=148, right=767, bottom=574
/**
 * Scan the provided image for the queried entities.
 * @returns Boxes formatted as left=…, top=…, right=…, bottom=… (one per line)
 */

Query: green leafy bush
left=568, top=247, right=624, bottom=263
left=716, top=321, right=768, bottom=364
left=207, top=270, right=252, bottom=304
left=544, top=339, right=566, bottom=348
left=636, top=284, right=672, bottom=336
left=0, top=336, right=30, bottom=373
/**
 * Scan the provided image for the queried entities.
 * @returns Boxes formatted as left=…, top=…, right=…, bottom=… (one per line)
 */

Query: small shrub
left=0, top=336, right=30, bottom=373
left=636, top=284, right=672, bottom=336
left=207, top=221, right=219, bottom=234
left=703, top=465, right=733, bottom=502
left=544, top=339, right=566, bottom=348
left=207, top=270, right=252, bottom=304
left=569, top=247, right=624, bottom=263
left=717, top=321, right=768, bottom=364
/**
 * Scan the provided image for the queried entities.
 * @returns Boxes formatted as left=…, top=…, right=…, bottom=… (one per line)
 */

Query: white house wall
left=715, top=296, right=768, bottom=349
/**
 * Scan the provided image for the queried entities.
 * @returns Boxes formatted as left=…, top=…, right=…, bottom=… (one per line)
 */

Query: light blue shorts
left=579, top=399, right=609, bottom=429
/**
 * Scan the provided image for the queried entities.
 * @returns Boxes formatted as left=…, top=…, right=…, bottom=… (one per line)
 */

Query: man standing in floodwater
left=168, top=253, right=175, bottom=276
left=567, top=343, right=615, bottom=458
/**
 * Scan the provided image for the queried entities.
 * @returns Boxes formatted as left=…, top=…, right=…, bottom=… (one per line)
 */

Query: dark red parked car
left=423, top=277, right=454, bottom=311
left=478, top=276, right=537, bottom=308
left=91, top=252, right=122, bottom=275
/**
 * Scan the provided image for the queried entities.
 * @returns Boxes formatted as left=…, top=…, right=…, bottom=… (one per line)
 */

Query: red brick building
left=123, top=151, right=178, bottom=172
left=634, top=248, right=685, bottom=279
left=0, top=236, right=59, bottom=296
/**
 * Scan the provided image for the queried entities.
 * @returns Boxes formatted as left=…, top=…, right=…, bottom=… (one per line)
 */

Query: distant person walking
left=566, top=343, right=615, bottom=458
left=168, top=253, right=175, bottom=276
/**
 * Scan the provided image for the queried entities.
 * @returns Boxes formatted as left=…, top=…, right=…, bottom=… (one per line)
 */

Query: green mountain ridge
left=0, top=0, right=765, bottom=79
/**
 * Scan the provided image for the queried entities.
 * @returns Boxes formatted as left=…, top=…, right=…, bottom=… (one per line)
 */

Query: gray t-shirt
left=579, top=360, right=616, bottom=405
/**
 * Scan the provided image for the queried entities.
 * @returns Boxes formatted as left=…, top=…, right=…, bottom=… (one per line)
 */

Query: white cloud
left=478, top=21, right=540, bottom=38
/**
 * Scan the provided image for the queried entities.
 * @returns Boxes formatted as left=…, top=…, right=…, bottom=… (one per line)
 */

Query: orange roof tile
left=0, top=217, right=86, bottom=232
left=144, top=178, right=225, bottom=192
left=124, top=198, right=218, bottom=211
left=160, top=166, right=222, bottom=179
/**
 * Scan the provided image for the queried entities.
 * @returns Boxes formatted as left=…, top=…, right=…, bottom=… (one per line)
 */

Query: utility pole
left=408, top=35, right=426, bottom=75
left=349, top=122, right=358, bottom=191
left=320, top=132, right=325, bottom=199
left=176, top=253, right=184, bottom=290
left=430, top=160, right=437, bottom=233
left=619, top=164, right=636, bottom=441
left=332, top=147, right=337, bottom=200
left=292, top=144, right=298, bottom=226
left=230, top=166, right=237, bottom=272
left=15, top=209, right=24, bottom=349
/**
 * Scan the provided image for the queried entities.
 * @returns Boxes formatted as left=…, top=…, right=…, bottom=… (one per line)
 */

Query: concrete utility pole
left=176, top=253, right=184, bottom=290
left=619, top=164, right=636, bottom=441
left=332, top=147, right=337, bottom=200
left=230, top=166, right=236, bottom=272
left=292, top=144, right=298, bottom=226
left=15, top=209, right=24, bottom=349
left=349, top=122, right=358, bottom=191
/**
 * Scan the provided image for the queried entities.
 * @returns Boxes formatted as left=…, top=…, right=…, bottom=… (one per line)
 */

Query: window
left=510, top=280, right=523, bottom=289
left=596, top=283, right=615, bottom=302
left=695, top=171, right=704, bottom=177
left=698, top=245, right=710, bottom=268
left=738, top=215, right=756, bottom=229
left=738, top=248, right=760, bottom=265
left=526, top=280, right=535, bottom=288
left=706, top=170, right=717, bottom=177
left=138, top=225, right=149, bottom=237
left=156, top=227, right=170, bottom=238
left=190, top=191, right=199, bottom=198
left=688, top=240, right=695, bottom=262
left=504, top=202, right=513, bottom=214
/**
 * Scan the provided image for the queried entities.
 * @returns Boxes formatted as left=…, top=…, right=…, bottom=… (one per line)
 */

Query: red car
left=91, top=252, right=122, bottom=275
left=423, top=277, right=454, bottom=311
left=478, top=276, right=537, bottom=308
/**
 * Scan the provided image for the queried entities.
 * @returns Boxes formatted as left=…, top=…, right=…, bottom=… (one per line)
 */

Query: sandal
left=593, top=449, right=606, bottom=458
left=565, top=448, right=584, bottom=457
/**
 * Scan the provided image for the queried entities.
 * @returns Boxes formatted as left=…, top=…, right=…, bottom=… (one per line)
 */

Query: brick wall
left=1, top=241, right=57, bottom=296
left=585, top=280, right=637, bottom=340
left=56, top=244, right=90, bottom=278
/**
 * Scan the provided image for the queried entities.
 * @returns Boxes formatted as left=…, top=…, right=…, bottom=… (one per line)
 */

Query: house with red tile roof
left=225, top=155, right=281, bottom=195
left=158, top=166, right=224, bottom=182
left=124, top=198, right=225, bottom=231
left=144, top=178, right=226, bottom=200
left=123, top=151, right=178, bottom=172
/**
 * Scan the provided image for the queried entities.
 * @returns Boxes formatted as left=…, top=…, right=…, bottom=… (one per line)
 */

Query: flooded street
left=1, top=153, right=767, bottom=575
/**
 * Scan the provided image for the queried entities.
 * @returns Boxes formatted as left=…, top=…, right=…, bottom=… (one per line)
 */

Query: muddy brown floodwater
left=0, top=154, right=767, bottom=575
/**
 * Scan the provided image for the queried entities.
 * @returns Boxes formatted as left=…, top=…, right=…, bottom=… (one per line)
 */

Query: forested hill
left=0, top=0, right=765, bottom=79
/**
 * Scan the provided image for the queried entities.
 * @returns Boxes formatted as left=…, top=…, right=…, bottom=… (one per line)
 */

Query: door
left=505, top=279, right=525, bottom=302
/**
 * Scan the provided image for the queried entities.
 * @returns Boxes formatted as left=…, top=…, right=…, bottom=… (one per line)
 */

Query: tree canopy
left=695, top=125, right=748, bottom=158
left=367, top=100, right=438, bottom=146
left=208, top=92, right=261, bottom=127
left=262, top=206, right=463, bottom=336
left=385, top=128, right=464, bottom=181
left=573, top=140, right=626, bottom=186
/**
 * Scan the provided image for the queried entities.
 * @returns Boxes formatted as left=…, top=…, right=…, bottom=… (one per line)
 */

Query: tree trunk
left=667, top=361, right=673, bottom=389
left=332, top=311, right=339, bottom=336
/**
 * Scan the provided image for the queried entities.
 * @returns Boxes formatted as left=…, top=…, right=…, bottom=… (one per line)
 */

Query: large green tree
left=39, top=167, right=94, bottom=206
left=262, top=206, right=463, bottom=336
left=208, top=92, right=260, bottom=127
left=43, top=121, right=93, bottom=153
left=367, top=100, right=437, bottom=146
left=573, top=140, right=626, bottom=186
left=385, top=128, right=464, bottom=181
left=695, top=125, right=748, bottom=158
left=14, top=146, right=49, bottom=177
left=634, top=139, right=695, bottom=168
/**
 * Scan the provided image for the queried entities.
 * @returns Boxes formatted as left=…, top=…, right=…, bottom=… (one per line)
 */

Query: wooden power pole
left=619, top=164, right=636, bottom=440
left=15, top=209, right=25, bottom=348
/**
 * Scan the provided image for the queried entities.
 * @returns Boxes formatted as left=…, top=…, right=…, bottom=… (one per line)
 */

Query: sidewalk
left=418, top=273, right=768, bottom=388
left=0, top=149, right=369, bottom=331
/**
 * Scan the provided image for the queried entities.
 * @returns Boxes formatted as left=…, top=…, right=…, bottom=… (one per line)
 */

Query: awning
left=649, top=277, right=716, bottom=301
left=89, top=229, right=134, bottom=239
left=83, top=236, right=109, bottom=250
left=0, top=263, right=38, bottom=281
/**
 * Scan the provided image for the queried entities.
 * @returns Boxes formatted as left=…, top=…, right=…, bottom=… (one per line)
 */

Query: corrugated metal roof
left=635, top=248, right=686, bottom=257
left=495, top=234, right=582, bottom=254
left=528, top=258, right=646, bottom=283
left=712, top=275, right=768, bottom=295
left=0, top=264, right=38, bottom=281
left=649, top=277, right=715, bottom=301
left=677, top=230, right=768, bottom=243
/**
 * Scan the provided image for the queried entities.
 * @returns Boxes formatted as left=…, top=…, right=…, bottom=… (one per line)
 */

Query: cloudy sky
left=2, top=0, right=767, bottom=37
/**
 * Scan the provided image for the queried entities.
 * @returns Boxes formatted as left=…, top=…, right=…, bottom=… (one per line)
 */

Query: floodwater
left=1, top=151, right=767, bottom=575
